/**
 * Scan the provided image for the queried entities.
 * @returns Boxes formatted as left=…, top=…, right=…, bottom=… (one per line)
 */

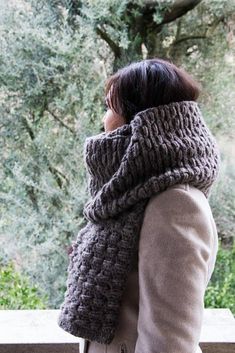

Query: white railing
left=0, top=308, right=234, bottom=353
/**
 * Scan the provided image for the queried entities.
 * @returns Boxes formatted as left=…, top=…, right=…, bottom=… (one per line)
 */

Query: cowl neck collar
left=82, top=100, right=220, bottom=222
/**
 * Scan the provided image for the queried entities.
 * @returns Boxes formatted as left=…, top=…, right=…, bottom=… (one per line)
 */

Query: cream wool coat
left=82, top=183, right=219, bottom=353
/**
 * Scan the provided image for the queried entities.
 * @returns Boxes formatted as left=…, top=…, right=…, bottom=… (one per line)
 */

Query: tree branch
left=21, top=116, right=35, bottom=140
left=96, top=26, right=121, bottom=59
left=206, top=15, right=226, bottom=36
left=173, top=34, right=207, bottom=45
left=52, top=165, right=70, bottom=185
left=156, top=0, right=203, bottom=26
left=21, top=115, right=68, bottom=193
left=25, top=184, right=39, bottom=211
left=175, top=18, right=182, bottom=41
left=46, top=109, right=75, bottom=134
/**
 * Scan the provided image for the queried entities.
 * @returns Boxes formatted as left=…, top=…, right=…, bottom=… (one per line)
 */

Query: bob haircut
left=105, top=58, right=201, bottom=123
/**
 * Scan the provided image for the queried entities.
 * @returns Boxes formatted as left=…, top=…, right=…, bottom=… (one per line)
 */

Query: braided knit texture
left=57, top=101, right=221, bottom=344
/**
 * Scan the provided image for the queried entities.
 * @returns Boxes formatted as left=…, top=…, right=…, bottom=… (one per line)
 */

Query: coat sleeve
left=134, top=185, right=217, bottom=353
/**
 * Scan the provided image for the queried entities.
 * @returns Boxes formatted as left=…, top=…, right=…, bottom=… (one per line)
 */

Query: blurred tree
left=45, top=0, right=235, bottom=134
left=43, top=0, right=204, bottom=68
left=0, top=258, right=48, bottom=309
left=0, top=0, right=234, bottom=307
left=0, top=0, right=107, bottom=307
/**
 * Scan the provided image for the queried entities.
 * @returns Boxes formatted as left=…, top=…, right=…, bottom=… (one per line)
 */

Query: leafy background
left=0, top=0, right=234, bottom=313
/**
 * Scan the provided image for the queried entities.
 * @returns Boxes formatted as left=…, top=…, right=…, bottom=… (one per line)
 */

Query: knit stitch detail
left=57, top=100, right=220, bottom=344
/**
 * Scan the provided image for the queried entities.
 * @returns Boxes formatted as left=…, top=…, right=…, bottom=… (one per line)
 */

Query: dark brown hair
left=105, top=58, right=201, bottom=123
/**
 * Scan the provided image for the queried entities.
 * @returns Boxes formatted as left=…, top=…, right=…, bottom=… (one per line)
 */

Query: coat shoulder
left=145, top=183, right=214, bottom=220
left=140, top=182, right=217, bottom=254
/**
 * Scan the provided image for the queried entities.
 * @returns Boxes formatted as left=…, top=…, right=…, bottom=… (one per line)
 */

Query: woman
left=58, top=58, right=220, bottom=353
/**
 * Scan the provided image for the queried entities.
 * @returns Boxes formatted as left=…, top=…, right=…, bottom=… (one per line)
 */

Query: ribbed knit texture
left=57, top=101, right=220, bottom=344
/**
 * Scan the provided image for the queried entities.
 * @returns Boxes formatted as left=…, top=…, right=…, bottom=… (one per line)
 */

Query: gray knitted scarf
left=57, top=100, right=220, bottom=344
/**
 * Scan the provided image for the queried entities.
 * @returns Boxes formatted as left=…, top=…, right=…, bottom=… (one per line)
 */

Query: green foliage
left=153, top=0, right=172, bottom=25
left=0, top=259, right=48, bottom=309
left=0, top=0, right=106, bottom=307
left=205, top=239, right=235, bottom=315
left=152, top=1, right=235, bottom=136
left=0, top=0, right=234, bottom=310
left=209, top=153, right=235, bottom=240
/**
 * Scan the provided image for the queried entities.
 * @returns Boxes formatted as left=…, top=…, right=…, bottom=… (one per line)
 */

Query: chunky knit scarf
left=57, top=100, right=220, bottom=344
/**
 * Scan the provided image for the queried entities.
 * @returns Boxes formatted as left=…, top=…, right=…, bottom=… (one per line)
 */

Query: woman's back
left=85, top=183, right=218, bottom=353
